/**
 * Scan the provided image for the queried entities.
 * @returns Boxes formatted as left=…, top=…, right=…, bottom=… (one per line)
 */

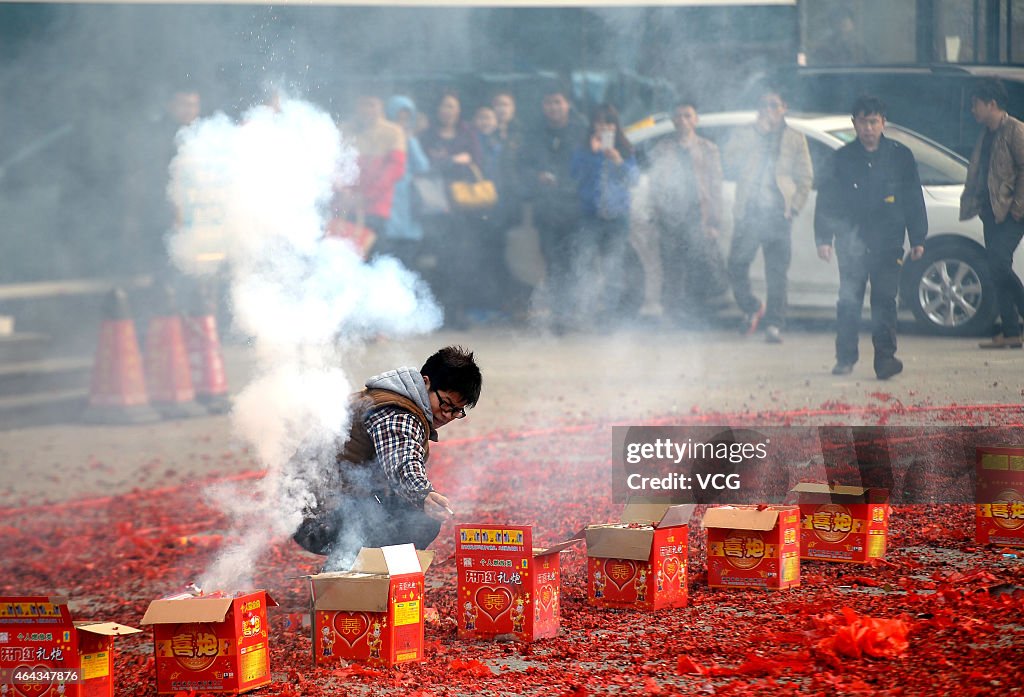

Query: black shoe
left=875, top=357, right=904, bottom=380
left=831, top=362, right=854, bottom=376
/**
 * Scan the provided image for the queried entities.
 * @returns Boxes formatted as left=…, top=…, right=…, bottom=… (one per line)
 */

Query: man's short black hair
left=851, top=95, right=887, bottom=119
left=542, top=81, right=573, bottom=101
left=674, top=98, right=698, bottom=112
left=421, top=345, right=482, bottom=407
left=970, top=78, right=1010, bottom=110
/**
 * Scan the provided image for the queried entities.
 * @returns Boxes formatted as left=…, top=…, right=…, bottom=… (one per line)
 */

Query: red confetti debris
left=1, top=407, right=1023, bottom=695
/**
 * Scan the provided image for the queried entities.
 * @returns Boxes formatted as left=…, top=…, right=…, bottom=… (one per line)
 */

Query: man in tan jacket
left=647, top=100, right=729, bottom=319
left=726, top=89, right=814, bottom=343
left=960, top=78, right=1024, bottom=349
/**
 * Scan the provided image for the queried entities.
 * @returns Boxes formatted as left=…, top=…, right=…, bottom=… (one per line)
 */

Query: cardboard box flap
left=141, top=597, right=235, bottom=625
left=351, top=543, right=426, bottom=576
left=654, top=504, right=697, bottom=529
left=584, top=526, right=655, bottom=561
left=534, top=538, right=581, bottom=557
left=702, top=506, right=780, bottom=532
left=75, top=621, right=142, bottom=637
left=791, top=482, right=889, bottom=502
left=416, top=550, right=435, bottom=574
left=311, top=574, right=392, bottom=613
left=620, top=502, right=672, bottom=526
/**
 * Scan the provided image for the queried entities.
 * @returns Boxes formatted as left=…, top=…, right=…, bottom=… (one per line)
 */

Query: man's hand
left=910, top=245, right=925, bottom=261
left=423, top=491, right=455, bottom=522
left=817, top=244, right=833, bottom=262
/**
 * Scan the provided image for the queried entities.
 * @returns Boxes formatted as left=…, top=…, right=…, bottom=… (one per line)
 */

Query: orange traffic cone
left=185, top=283, right=231, bottom=414
left=81, top=288, right=161, bottom=424
left=144, top=285, right=208, bottom=419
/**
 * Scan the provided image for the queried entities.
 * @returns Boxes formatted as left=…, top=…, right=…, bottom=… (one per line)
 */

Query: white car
left=626, top=111, right=1023, bottom=336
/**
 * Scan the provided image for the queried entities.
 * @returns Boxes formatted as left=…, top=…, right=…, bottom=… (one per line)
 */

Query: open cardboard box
left=702, top=505, right=801, bottom=590
left=582, top=503, right=695, bottom=610
left=792, top=482, right=890, bottom=563
left=141, top=589, right=275, bottom=695
left=456, top=524, right=578, bottom=641
left=0, top=595, right=140, bottom=697
left=309, top=544, right=433, bottom=667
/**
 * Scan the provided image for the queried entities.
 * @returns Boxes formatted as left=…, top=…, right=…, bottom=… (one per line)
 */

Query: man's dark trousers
left=729, top=205, right=792, bottom=328
left=982, top=214, right=1024, bottom=338
left=834, top=230, right=902, bottom=369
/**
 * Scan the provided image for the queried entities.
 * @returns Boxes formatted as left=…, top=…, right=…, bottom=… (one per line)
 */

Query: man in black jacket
left=814, top=96, right=927, bottom=379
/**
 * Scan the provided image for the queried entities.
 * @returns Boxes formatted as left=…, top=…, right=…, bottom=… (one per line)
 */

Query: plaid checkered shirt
left=364, top=405, right=433, bottom=506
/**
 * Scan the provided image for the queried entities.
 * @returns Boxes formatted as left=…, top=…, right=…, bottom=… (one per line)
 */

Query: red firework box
left=309, top=544, right=434, bottom=668
left=582, top=503, right=695, bottom=610
left=976, top=446, right=1024, bottom=547
left=791, top=483, right=890, bottom=563
left=140, top=589, right=276, bottom=695
left=0, top=596, right=140, bottom=697
left=702, top=505, right=801, bottom=590
left=456, top=524, right=578, bottom=641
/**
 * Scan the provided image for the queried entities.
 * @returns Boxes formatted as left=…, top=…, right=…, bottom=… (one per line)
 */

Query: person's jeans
left=834, top=232, right=902, bottom=368
left=293, top=492, right=441, bottom=570
left=728, top=209, right=792, bottom=329
left=982, top=215, right=1024, bottom=338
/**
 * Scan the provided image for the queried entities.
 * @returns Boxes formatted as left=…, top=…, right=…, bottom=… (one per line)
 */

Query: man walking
left=815, top=96, right=927, bottom=379
left=959, top=78, right=1024, bottom=349
left=725, top=89, right=813, bottom=343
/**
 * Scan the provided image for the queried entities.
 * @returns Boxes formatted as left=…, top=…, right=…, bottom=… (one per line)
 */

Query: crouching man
left=293, top=345, right=482, bottom=567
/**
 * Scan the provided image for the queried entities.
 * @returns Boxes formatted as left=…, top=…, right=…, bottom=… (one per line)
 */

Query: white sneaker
left=765, top=326, right=782, bottom=343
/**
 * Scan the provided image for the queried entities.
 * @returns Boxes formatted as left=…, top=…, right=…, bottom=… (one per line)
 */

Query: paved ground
left=1, top=321, right=1021, bottom=508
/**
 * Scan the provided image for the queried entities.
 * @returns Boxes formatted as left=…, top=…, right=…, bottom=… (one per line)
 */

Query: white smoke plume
left=165, top=94, right=441, bottom=591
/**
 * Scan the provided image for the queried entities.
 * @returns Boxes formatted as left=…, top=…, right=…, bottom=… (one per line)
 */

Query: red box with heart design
left=309, top=544, right=433, bottom=668
left=140, top=589, right=276, bottom=694
left=582, top=503, right=695, bottom=610
left=0, top=595, right=140, bottom=697
left=975, top=446, right=1024, bottom=548
left=791, top=483, right=890, bottom=563
left=455, top=525, right=578, bottom=642
left=703, top=505, right=801, bottom=590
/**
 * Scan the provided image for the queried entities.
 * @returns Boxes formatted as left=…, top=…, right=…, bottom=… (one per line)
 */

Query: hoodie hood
left=365, top=367, right=437, bottom=439
left=385, top=95, right=417, bottom=123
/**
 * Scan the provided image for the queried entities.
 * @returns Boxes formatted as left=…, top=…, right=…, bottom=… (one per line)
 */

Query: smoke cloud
left=164, top=93, right=441, bottom=591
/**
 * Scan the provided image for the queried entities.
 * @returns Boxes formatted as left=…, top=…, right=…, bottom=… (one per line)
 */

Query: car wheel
left=903, top=239, right=997, bottom=336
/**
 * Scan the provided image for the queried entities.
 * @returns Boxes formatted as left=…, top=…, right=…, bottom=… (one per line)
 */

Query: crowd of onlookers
left=327, top=83, right=744, bottom=333
left=156, top=82, right=803, bottom=337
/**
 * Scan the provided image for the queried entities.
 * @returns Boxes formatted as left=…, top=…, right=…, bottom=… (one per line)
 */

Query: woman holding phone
left=570, top=103, right=639, bottom=326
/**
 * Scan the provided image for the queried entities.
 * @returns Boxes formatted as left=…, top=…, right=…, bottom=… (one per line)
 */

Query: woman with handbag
left=570, top=104, right=640, bottom=327
left=419, top=90, right=487, bottom=329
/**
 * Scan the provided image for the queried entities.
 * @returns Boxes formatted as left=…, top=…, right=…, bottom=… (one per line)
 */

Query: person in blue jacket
left=570, top=103, right=640, bottom=325
left=380, top=95, right=431, bottom=271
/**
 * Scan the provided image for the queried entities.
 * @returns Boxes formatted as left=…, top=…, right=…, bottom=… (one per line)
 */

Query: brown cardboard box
left=141, top=590, right=276, bottom=695
left=310, top=544, right=433, bottom=668
left=703, top=505, right=801, bottom=590
left=583, top=503, right=695, bottom=610
left=0, top=596, right=140, bottom=697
